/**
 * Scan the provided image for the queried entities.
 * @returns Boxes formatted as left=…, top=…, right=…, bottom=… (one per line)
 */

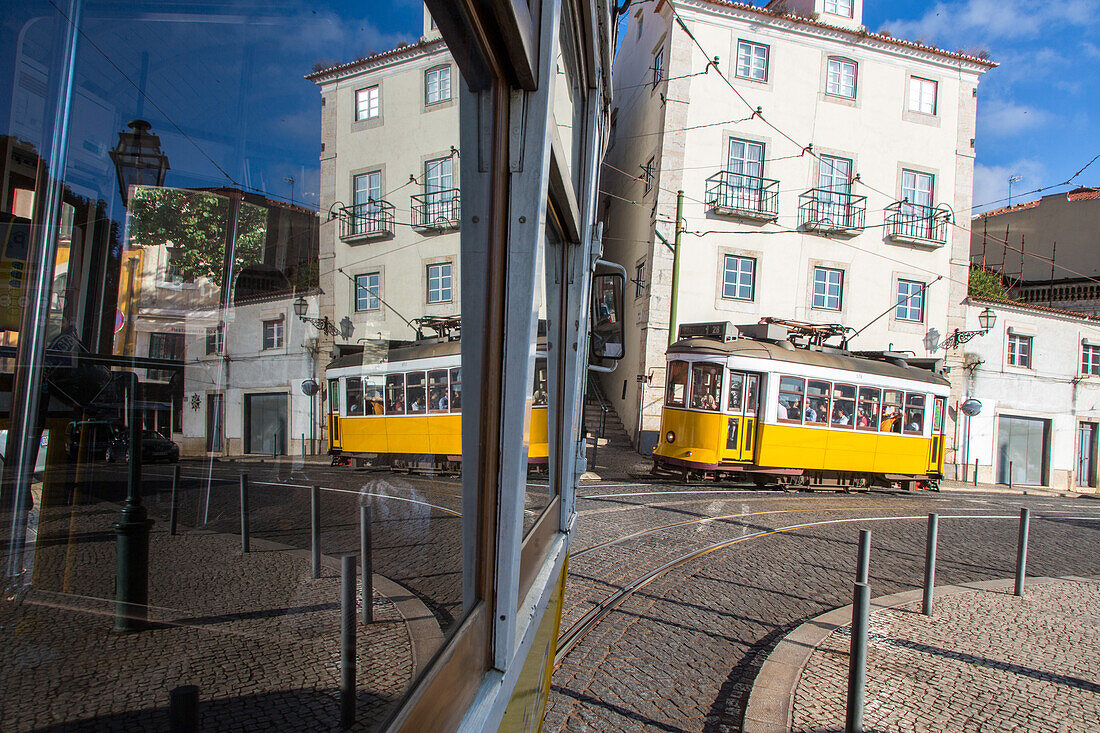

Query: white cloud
left=978, top=98, right=1056, bottom=137
left=880, top=0, right=1100, bottom=49
left=972, top=159, right=1047, bottom=213
left=1084, top=42, right=1100, bottom=59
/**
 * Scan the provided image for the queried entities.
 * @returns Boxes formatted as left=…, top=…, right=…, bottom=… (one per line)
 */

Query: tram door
left=928, top=396, right=946, bottom=474
left=724, top=371, right=761, bottom=462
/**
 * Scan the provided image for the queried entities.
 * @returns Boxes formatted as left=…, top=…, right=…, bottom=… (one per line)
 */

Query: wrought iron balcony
left=339, top=200, right=395, bottom=240
left=798, top=188, right=866, bottom=234
left=411, top=189, right=461, bottom=231
left=704, top=171, right=779, bottom=221
left=885, top=201, right=950, bottom=246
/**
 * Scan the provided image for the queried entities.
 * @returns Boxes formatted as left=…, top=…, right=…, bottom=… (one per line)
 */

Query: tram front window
left=691, top=363, right=723, bottom=411
left=667, top=360, right=689, bottom=407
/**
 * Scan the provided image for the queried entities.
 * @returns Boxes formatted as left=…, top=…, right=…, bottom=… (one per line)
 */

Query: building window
left=148, top=332, right=184, bottom=382
left=425, top=65, right=451, bottom=104
left=1083, top=343, right=1100, bottom=376
left=355, top=272, right=381, bottom=311
left=355, top=85, right=379, bottom=120
left=262, top=318, right=284, bottom=350
left=895, top=280, right=925, bottom=322
left=812, top=267, right=844, bottom=311
left=635, top=260, right=646, bottom=298
left=735, top=40, right=769, bottom=82
left=206, top=322, right=224, bottom=355
left=652, top=48, right=664, bottom=88
left=909, top=76, right=937, bottom=115
left=427, top=262, right=453, bottom=303
left=1007, top=333, right=1033, bottom=368
left=826, top=57, right=857, bottom=99
left=164, top=248, right=185, bottom=284
left=722, top=255, right=755, bottom=301
left=642, top=157, right=655, bottom=193
left=824, top=0, right=854, bottom=17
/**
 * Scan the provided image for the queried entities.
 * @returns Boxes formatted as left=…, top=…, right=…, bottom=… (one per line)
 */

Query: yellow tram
left=653, top=331, right=950, bottom=488
left=327, top=338, right=550, bottom=470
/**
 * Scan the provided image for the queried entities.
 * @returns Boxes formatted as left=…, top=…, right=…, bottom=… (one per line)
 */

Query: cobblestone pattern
left=1, top=488, right=414, bottom=731
left=792, top=579, right=1100, bottom=733
left=545, top=491, right=1100, bottom=732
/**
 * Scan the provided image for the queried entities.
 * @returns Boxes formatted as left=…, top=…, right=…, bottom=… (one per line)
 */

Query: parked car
left=106, top=430, right=180, bottom=464
left=65, top=421, right=120, bottom=461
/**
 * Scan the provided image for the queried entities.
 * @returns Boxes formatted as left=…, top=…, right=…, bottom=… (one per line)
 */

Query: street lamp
left=941, top=307, right=997, bottom=350
left=109, top=120, right=170, bottom=205
left=294, top=295, right=340, bottom=337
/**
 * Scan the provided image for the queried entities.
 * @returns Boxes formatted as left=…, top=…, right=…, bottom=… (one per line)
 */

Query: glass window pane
left=667, top=360, right=689, bottom=407
left=806, top=380, right=830, bottom=425
left=690, top=363, right=723, bottom=411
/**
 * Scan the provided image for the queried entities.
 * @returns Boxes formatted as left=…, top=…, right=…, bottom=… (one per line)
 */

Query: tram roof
left=668, top=338, right=950, bottom=387
left=327, top=339, right=461, bottom=371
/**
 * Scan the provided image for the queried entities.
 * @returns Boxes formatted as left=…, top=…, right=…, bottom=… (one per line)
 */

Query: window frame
left=857, top=387, right=881, bottom=432
left=895, top=279, right=925, bottom=323
left=205, top=322, right=224, bottom=355
left=426, top=261, right=454, bottom=304
left=355, top=85, right=380, bottom=121
left=425, top=64, right=452, bottom=105
left=826, top=57, right=857, bottom=99
left=355, top=272, right=381, bottom=312
left=805, top=380, right=831, bottom=426
left=261, top=318, right=284, bottom=350
left=735, top=40, right=769, bottom=83
left=721, top=254, right=756, bottom=302
left=904, top=393, right=926, bottom=436
left=908, top=76, right=938, bottom=116
left=643, top=156, right=656, bottom=193
left=824, top=0, right=854, bottom=17
left=666, top=360, right=689, bottom=408
left=812, top=266, right=844, bottom=311
left=1007, top=333, right=1033, bottom=369
left=652, top=47, right=664, bottom=88
left=777, top=376, right=805, bottom=425
left=831, top=383, right=856, bottom=429
left=1082, top=343, right=1100, bottom=376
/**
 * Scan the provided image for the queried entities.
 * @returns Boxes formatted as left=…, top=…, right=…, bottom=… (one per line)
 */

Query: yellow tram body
left=327, top=338, right=550, bottom=467
left=653, top=337, right=950, bottom=486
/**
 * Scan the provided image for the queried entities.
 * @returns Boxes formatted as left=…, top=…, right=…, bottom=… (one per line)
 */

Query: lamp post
left=109, top=119, right=167, bottom=632
left=294, top=295, right=340, bottom=337
left=941, top=307, right=996, bottom=350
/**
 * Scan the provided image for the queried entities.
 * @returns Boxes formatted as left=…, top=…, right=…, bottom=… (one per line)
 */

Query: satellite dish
left=301, top=379, right=319, bottom=396
left=960, top=398, right=982, bottom=417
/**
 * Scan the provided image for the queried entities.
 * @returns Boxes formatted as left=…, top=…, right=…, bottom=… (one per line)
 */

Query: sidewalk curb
left=741, top=574, right=1095, bottom=733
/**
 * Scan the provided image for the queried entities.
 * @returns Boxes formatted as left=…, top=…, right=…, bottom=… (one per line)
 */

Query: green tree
left=127, top=187, right=266, bottom=283
left=968, top=265, right=1014, bottom=300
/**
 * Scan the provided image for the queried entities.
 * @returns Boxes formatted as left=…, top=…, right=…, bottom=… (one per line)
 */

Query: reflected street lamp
left=294, top=296, right=340, bottom=337
left=941, top=307, right=997, bottom=350
left=109, top=120, right=170, bottom=205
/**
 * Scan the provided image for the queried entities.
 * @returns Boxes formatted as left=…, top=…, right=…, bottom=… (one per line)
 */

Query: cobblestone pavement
left=792, top=578, right=1100, bottom=733
left=544, top=486, right=1100, bottom=732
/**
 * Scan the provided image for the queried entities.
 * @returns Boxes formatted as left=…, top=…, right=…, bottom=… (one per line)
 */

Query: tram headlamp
left=665, top=431, right=675, bottom=444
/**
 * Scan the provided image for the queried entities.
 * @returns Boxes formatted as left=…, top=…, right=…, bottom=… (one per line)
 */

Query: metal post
left=361, top=505, right=373, bottom=624
left=1015, top=507, right=1030, bottom=596
left=113, top=373, right=153, bottom=632
left=273, top=432, right=278, bottom=459
left=311, top=485, right=321, bottom=579
left=301, top=432, right=306, bottom=458
left=1008, top=461, right=1013, bottom=490
left=169, top=685, right=199, bottom=733
left=240, top=473, right=249, bottom=553
left=169, top=464, right=180, bottom=536
left=974, top=459, right=979, bottom=486
left=856, top=529, right=870, bottom=585
left=667, top=189, right=685, bottom=347
left=340, top=554, right=356, bottom=728
left=922, top=513, right=938, bottom=616
left=845, top=581, right=870, bottom=733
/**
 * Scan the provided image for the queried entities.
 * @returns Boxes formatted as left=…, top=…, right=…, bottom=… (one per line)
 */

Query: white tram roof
left=668, top=338, right=950, bottom=388
left=327, top=339, right=461, bottom=373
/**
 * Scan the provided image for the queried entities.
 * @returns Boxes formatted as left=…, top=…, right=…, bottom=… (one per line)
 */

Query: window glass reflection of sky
left=2, top=1, right=420, bottom=210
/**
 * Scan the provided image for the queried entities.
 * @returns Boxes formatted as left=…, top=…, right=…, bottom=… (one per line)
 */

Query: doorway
left=245, top=392, right=287, bottom=455
left=1078, top=422, right=1098, bottom=488
left=997, top=415, right=1050, bottom=486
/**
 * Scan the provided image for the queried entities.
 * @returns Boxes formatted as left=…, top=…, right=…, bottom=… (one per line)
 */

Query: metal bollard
left=855, top=529, right=871, bottom=585
left=340, top=554, right=356, bottom=728
left=1015, top=507, right=1030, bottom=596
left=845, top=581, right=870, bottom=733
left=974, top=459, right=979, bottom=486
left=361, top=505, right=373, bottom=624
left=169, top=464, right=181, bottom=536
left=922, top=513, right=938, bottom=616
left=301, top=432, right=306, bottom=458
left=240, top=474, right=250, bottom=553
left=1008, top=460, right=1013, bottom=490
left=169, top=685, right=199, bottom=733
left=311, top=485, right=321, bottom=579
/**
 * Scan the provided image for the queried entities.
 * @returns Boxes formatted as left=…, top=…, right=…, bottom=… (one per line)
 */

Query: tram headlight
left=665, top=431, right=675, bottom=444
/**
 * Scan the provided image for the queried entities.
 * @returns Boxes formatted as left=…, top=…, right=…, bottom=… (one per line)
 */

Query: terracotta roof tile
left=969, top=295, right=1100, bottom=323
left=305, top=38, right=443, bottom=81
left=1068, top=186, right=1100, bottom=202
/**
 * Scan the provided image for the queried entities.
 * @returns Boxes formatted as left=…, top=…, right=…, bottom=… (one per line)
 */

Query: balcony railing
left=885, top=201, right=950, bottom=246
left=798, top=188, right=866, bottom=233
left=704, top=171, right=779, bottom=221
left=339, top=200, right=395, bottom=240
left=411, top=189, right=461, bottom=231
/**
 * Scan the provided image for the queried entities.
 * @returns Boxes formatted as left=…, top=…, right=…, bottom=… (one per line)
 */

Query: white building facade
left=309, top=11, right=461, bottom=353
left=601, top=0, right=993, bottom=455
left=957, top=297, right=1100, bottom=492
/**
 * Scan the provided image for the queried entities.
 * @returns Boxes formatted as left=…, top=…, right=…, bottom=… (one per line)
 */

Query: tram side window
left=904, top=393, right=926, bottom=435
left=745, top=374, right=759, bottom=416
left=777, top=376, right=805, bottom=423
left=805, top=380, right=830, bottom=425
left=666, top=360, right=689, bottom=407
left=728, top=371, right=743, bottom=412
left=881, top=390, right=903, bottom=433
left=449, top=367, right=462, bottom=411
left=857, top=387, right=880, bottom=431
left=346, top=377, right=364, bottom=415
left=364, top=376, right=385, bottom=415
left=932, top=396, right=945, bottom=433
left=691, top=363, right=722, bottom=411
left=831, top=384, right=855, bottom=427
left=386, top=374, right=406, bottom=415
left=533, top=359, right=548, bottom=406
left=407, top=372, right=427, bottom=413
left=329, top=379, right=340, bottom=413
left=428, top=370, right=450, bottom=412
